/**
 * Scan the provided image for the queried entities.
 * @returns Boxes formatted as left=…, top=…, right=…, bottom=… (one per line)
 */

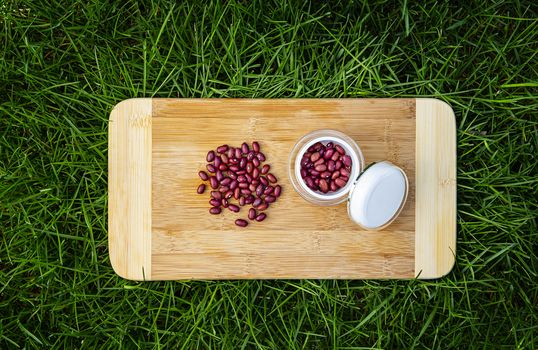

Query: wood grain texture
left=107, top=98, right=456, bottom=280
left=151, top=99, right=416, bottom=279
left=108, top=98, right=152, bottom=280
left=415, top=99, right=457, bottom=278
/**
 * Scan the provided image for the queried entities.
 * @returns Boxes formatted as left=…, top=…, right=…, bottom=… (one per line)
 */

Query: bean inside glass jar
left=299, top=141, right=352, bottom=194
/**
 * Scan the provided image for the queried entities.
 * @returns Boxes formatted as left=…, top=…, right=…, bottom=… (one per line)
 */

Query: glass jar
left=288, top=129, right=408, bottom=230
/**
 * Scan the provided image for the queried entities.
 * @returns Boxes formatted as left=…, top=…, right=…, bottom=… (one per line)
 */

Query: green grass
left=1, top=0, right=537, bottom=348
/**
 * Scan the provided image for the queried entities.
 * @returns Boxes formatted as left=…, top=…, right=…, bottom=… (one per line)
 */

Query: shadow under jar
left=288, top=130, right=409, bottom=230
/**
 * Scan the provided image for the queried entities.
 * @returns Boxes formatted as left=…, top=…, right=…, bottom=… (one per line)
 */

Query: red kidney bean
left=225, top=190, right=233, bottom=199
left=314, top=158, right=325, bottom=166
left=327, top=160, right=335, bottom=172
left=237, top=175, right=246, bottom=183
left=335, top=178, right=347, bottom=187
left=234, top=187, right=241, bottom=200
left=229, top=158, right=239, bottom=165
left=241, top=142, right=249, bottom=154
left=214, top=156, right=222, bottom=168
left=274, top=185, right=282, bottom=197
left=211, top=191, right=222, bottom=200
left=267, top=173, right=277, bottom=183
left=245, top=173, right=253, bottom=183
left=301, top=157, right=310, bottom=167
left=241, top=188, right=251, bottom=195
left=210, top=176, right=218, bottom=189
left=301, top=169, right=308, bottom=178
left=319, top=179, right=329, bottom=193
left=332, top=152, right=340, bottom=161
left=207, top=150, right=215, bottom=162
left=342, top=155, right=352, bottom=167
left=310, top=152, right=320, bottom=162
left=253, top=197, right=262, bottom=207
left=315, top=178, right=320, bottom=186
left=229, top=204, right=240, bottom=213
left=236, top=170, right=246, bottom=175
left=221, top=178, right=231, bottom=186
left=248, top=208, right=256, bottom=220
left=330, top=181, right=337, bottom=192
left=321, top=171, right=331, bottom=179
left=217, top=145, right=228, bottom=154
left=252, top=141, right=260, bottom=152
left=234, top=148, right=242, bottom=159
left=205, top=151, right=215, bottom=162
left=221, top=198, right=229, bottom=208
left=249, top=183, right=257, bottom=192
left=259, top=176, right=268, bottom=186
left=230, top=179, right=238, bottom=189
left=206, top=164, right=216, bottom=173
left=197, top=184, right=206, bottom=194
left=216, top=170, right=224, bottom=181
left=221, top=154, right=229, bottom=163
left=252, top=167, right=260, bottom=179
left=308, top=142, right=322, bottom=152
left=324, top=148, right=334, bottom=160
left=219, top=164, right=228, bottom=171
left=252, top=157, right=260, bottom=167
left=257, top=203, right=269, bottom=211
left=326, top=142, right=333, bottom=148
left=247, top=151, right=256, bottom=161
left=340, top=175, right=349, bottom=182
left=335, top=160, right=342, bottom=170
left=340, top=167, right=350, bottom=177
left=239, top=157, right=247, bottom=169
left=255, top=185, right=264, bottom=197
left=335, top=144, right=345, bottom=154
left=209, top=207, right=221, bottom=215
left=245, top=195, right=254, bottom=204
left=265, top=195, right=276, bottom=203
left=256, top=152, right=266, bottom=162
left=235, top=219, right=248, bottom=227
left=209, top=199, right=220, bottom=207
left=315, top=164, right=327, bottom=172
left=255, top=213, right=267, bottom=222
left=239, top=196, right=246, bottom=206
left=246, top=162, right=253, bottom=173
left=261, top=164, right=270, bottom=174
left=219, top=186, right=230, bottom=193
left=199, top=171, right=209, bottom=181
left=331, top=171, right=340, bottom=180
left=251, top=179, right=259, bottom=186
left=310, top=170, right=320, bottom=176
left=264, top=186, right=274, bottom=195
left=229, top=165, right=239, bottom=172
left=226, top=147, right=234, bottom=158
left=319, top=148, right=325, bottom=157
left=305, top=176, right=315, bottom=188
left=238, top=182, right=249, bottom=189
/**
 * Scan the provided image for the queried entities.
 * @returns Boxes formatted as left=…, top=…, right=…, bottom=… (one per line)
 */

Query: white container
left=288, top=130, right=408, bottom=230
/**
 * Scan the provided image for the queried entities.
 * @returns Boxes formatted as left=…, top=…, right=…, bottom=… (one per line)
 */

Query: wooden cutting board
left=108, top=98, right=456, bottom=280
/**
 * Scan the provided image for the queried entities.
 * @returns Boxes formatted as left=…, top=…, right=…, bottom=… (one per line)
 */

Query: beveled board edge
left=108, top=98, right=152, bottom=280
left=415, top=98, right=457, bottom=279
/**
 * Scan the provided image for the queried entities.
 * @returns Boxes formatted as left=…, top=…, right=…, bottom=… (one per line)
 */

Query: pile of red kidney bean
left=196, top=142, right=281, bottom=227
left=300, top=141, right=352, bottom=193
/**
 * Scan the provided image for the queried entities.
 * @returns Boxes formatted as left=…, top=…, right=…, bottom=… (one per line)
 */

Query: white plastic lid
left=347, top=161, right=408, bottom=230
